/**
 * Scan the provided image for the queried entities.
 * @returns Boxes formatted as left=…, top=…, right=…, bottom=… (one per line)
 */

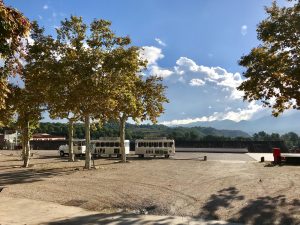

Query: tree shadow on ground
left=198, top=186, right=300, bottom=225
left=0, top=168, right=74, bottom=186
left=198, top=187, right=244, bottom=220
left=46, top=213, right=184, bottom=225
left=229, top=195, right=300, bottom=225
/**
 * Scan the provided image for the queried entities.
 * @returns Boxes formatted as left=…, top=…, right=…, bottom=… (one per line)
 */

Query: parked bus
left=58, top=139, right=86, bottom=157
left=135, top=138, right=175, bottom=158
left=91, top=137, right=130, bottom=158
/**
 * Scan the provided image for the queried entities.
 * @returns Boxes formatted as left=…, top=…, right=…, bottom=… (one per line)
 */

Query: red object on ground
left=273, top=148, right=281, bottom=163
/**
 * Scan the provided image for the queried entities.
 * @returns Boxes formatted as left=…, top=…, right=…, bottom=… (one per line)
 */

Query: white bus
left=135, top=138, right=175, bottom=158
left=91, top=137, right=130, bottom=158
left=58, top=139, right=86, bottom=157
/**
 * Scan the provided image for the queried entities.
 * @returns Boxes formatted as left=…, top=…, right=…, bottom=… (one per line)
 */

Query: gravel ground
left=0, top=150, right=300, bottom=225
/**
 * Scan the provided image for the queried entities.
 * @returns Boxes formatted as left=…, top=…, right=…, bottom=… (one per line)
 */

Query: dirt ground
left=0, top=150, right=300, bottom=225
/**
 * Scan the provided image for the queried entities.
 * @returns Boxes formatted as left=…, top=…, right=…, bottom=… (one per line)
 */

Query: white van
left=58, top=139, right=86, bottom=157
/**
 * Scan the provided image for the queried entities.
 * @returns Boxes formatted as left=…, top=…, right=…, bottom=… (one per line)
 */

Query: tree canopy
left=0, top=0, right=31, bottom=110
left=238, top=1, right=300, bottom=116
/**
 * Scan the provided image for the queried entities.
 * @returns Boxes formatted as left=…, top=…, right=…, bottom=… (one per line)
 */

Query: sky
left=5, top=0, right=296, bottom=125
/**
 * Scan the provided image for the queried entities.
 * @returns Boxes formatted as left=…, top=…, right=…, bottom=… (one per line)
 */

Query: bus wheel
left=60, top=151, right=65, bottom=157
left=165, top=155, right=170, bottom=158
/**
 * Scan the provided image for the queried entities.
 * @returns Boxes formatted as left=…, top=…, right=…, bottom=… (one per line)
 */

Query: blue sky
left=6, top=0, right=296, bottom=125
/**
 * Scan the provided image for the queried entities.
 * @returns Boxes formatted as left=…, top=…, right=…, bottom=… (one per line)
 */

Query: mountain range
left=181, top=113, right=300, bottom=134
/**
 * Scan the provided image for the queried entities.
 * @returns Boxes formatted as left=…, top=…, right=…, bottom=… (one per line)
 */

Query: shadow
left=171, top=157, right=205, bottom=161
left=46, top=213, right=181, bottom=225
left=199, top=187, right=244, bottom=220
left=229, top=195, right=300, bottom=225
left=37, top=155, right=61, bottom=159
left=0, top=168, right=75, bottom=186
left=199, top=186, right=300, bottom=225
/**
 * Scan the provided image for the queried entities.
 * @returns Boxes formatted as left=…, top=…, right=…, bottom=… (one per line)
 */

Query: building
left=31, top=133, right=66, bottom=141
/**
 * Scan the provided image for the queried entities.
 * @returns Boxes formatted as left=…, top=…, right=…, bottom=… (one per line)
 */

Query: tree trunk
left=120, top=116, right=126, bottom=163
left=21, top=128, right=26, bottom=162
left=84, top=115, right=92, bottom=169
left=23, top=121, right=30, bottom=168
left=68, top=119, right=75, bottom=162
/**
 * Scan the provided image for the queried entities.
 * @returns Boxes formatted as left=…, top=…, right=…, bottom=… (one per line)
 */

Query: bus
left=135, top=138, right=175, bottom=158
left=58, top=139, right=86, bottom=157
left=91, top=137, right=130, bottom=158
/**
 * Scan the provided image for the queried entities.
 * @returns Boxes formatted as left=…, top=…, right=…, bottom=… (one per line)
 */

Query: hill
left=32, top=122, right=250, bottom=140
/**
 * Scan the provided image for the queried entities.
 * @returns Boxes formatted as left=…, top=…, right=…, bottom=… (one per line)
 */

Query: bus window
left=154, top=142, right=158, bottom=147
left=169, top=142, right=173, bottom=147
left=145, top=142, right=148, bottom=147
left=110, top=142, right=114, bottom=147
left=115, top=142, right=120, bottom=147
left=105, top=142, right=110, bottom=147
left=149, top=142, right=153, bottom=147
left=101, top=142, right=104, bottom=147
left=73, top=142, right=78, bottom=146
left=164, top=142, right=168, bottom=147
left=159, top=142, right=162, bottom=147
left=96, top=142, right=100, bottom=147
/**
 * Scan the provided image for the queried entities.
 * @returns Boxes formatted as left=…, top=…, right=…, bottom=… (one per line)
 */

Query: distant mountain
left=181, top=113, right=300, bottom=134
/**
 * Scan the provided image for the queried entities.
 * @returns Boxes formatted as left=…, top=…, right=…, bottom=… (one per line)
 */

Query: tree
left=103, top=47, right=169, bottom=162
left=10, top=85, right=41, bottom=167
left=281, top=132, right=299, bottom=148
left=0, top=0, right=30, bottom=110
left=52, top=16, right=130, bottom=169
left=238, top=1, right=300, bottom=116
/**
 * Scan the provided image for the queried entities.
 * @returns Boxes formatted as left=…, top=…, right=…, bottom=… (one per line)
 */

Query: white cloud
left=155, top=38, right=166, bottom=47
left=174, top=57, right=244, bottom=99
left=175, top=57, right=199, bottom=73
left=43, top=4, right=48, bottom=10
left=139, top=46, right=164, bottom=66
left=189, top=78, right=205, bottom=86
left=139, top=46, right=173, bottom=78
left=160, top=102, right=263, bottom=126
left=241, top=25, right=247, bottom=36
left=150, top=65, right=173, bottom=78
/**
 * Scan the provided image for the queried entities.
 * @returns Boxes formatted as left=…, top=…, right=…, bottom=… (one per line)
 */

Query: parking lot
left=0, top=149, right=299, bottom=224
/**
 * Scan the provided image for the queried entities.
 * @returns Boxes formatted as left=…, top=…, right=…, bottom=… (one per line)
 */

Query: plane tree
left=0, top=0, right=30, bottom=110
left=9, top=85, right=41, bottom=167
left=103, top=47, right=169, bottom=162
left=238, top=1, right=300, bottom=116
left=50, top=16, right=130, bottom=169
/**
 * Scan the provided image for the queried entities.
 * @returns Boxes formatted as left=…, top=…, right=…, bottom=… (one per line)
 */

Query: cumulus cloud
left=43, top=4, right=48, bottom=10
left=241, top=25, right=247, bottom=36
left=150, top=65, right=173, bottom=78
left=173, top=57, right=244, bottom=99
left=160, top=102, right=263, bottom=126
left=155, top=38, right=166, bottom=47
left=139, top=46, right=173, bottom=78
left=189, top=78, right=205, bottom=86
left=140, top=46, right=164, bottom=66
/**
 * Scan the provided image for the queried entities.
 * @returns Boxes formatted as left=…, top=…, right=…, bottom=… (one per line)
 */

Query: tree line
left=29, top=122, right=300, bottom=148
